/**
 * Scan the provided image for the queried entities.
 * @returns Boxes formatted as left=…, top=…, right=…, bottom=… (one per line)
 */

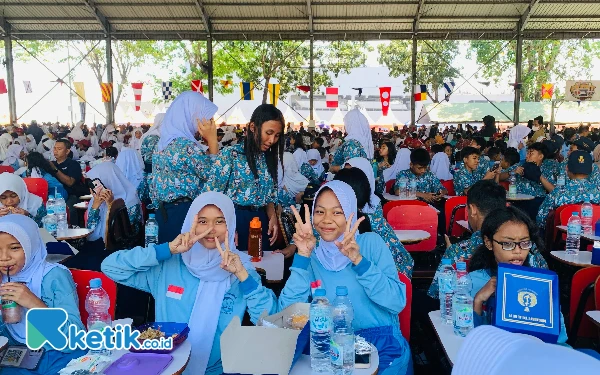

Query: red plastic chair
left=560, top=204, right=600, bottom=227
left=0, top=165, right=15, bottom=173
left=385, top=179, right=396, bottom=194
left=398, top=272, right=412, bottom=342
left=568, top=267, right=600, bottom=342
left=388, top=205, right=438, bottom=252
left=23, top=177, right=49, bottom=204
left=441, top=180, right=455, bottom=197
left=499, top=181, right=509, bottom=191
left=383, top=200, right=428, bottom=220
left=69, top=269, right=117, bottom=327
left=445, top=196, right=468, bottom=238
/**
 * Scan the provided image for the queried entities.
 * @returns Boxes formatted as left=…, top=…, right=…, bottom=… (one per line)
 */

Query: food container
left=130, top=322, right=189, bottom=354
left=103, top=353, right=173, bottom=375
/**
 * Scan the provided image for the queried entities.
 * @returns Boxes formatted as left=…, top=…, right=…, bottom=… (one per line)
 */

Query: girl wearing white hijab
left=41, top=138, right=55, bottom=161
left=68, top=122, right=85, bottom=142
left=101, top=192, right=277, bottom=375
left=279, top=152, right=309, bottom=207
left=296, top=147, right=321, bottom=185
left=0, top=216, right=87, bottom=375
left=0, top=132, right=12, bottom=161
left=115, top=147, right=146, bottom=199
left=383, top=147, right=411, bottom=183
left=36, top=134, right=49, bottom=154
left=507, top=124, right=531, bottom=154
left=25, top=134, right=37, bottom=152
left=280, top=181, right=411, bottom=375
left=129, top=128, right=144, bottom=152
left=0, top=172, right=46, bottom=227
left=307, top=148, right=325, bottom=177
left=330, top=109, right=374, bottom=173
left=1, top=144, right=25, bottom=170
left=430, top=152, right=453, bottom=181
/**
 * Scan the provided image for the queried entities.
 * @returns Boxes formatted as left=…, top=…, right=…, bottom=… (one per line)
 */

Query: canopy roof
left=3, top=1, right=600, bottom=41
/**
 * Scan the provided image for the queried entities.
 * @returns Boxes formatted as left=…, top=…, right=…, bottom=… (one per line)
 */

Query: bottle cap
left=48, top=195, right=54, bottom=200
left=441, top=258, right=452, bottom=265
left=336, top=286, right=348, bottom=296
left=573, top=212, right=579, bottom=216
left=456, top=261, right=467, bottom=271
left=149, top=213, right=155, bottom=218
left=314, top=288, right=326, bottom=297
left=56, top=193, right=62, bottom=198
left=250, top=217, right=262, bottom=229
left=89, top=278, right=102, bottom=288
left=47, top=209, right=54, bottom=215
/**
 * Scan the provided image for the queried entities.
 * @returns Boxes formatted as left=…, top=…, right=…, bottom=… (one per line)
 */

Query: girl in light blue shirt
left=101, top=192, right=277, bottom=375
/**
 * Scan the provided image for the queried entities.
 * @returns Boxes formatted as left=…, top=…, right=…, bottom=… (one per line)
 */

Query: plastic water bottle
left=85, top=278, right=112, bottom=356
left=398, top=178, right=408, bottom=198
left=566, top=212, right=582, bottom=255
left=54, top=193, right=68, bottom=236
left=581, top=199, right=593, bottom=235
left=438, top=258, right=455, bottom=325
left=331, top=286, right=354, bottom=375
left=409, top=178, right=417, bottom=199
left=557, top=173, right=566, bottom=187
left=79, top=160, right=86, bottom=173
left=46, top=194, right=55, bottom=214
left=452, top=261, right=473, bottom=337
left=508, top=172, right=517, bottom=198
left=145, top=214, right=159, bottom=247
left=310, top=289, right=332, bottom=373
left=42, top=209, right=57, bottom=237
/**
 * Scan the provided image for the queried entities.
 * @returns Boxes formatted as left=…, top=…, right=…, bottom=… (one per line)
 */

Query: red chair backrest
left=569, top=267, right=600, bottom=339
left=385, top=179, right=396, bottom=194
left=499, top=181, right=509, bottom=191
left=0, top=166, right=15, bottom=173
left=383, top=200, right=428, bottom=220
left=441, top=180, right=455, bottom=197
left=559, top=204, right=600, bottom=227
left=387, top=205, right=438, bottom=251
left=595, top=275, right=600, bottom=311
left=398, top=272, right=412, bottom=342
left=445, top=196, right=468, bottom=237
left=23, top=177, right=49, bottom=204
left=69, top=269, right=117, bottom=327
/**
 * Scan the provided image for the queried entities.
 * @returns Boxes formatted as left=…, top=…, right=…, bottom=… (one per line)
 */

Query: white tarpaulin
left=565, top=80, right=600, bottom=101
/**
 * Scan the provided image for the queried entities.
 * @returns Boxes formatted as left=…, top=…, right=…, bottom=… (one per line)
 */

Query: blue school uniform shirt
left=331, top=139, right=368, bottom=167
left=277, top=188, right=297, bottom=208
left=0, top=267, right=87, bottom=375
left=453, top=164, right=487, bottom=196
left=468, top=268, right=568, bottom=345
left=203, top=144, right=277, bottom=207
left=101, top=243, right=277, bottom=375
left=393, top=169, right=444, bottom=194
left=300, top=162, right=321, bottom=185
left=87, top=203, right=142, bottom=237
left=508, top=162, right=553, bottom=198
left=542, top=159, right=560, bottom=181
left=29, top=205, right=47, bottom=228
left=536, top=178, right=600, bottom=227
left=150, top=137, right=214, bottom=205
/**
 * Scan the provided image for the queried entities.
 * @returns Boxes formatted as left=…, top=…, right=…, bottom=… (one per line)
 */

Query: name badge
left=166, top=285, right=184, bottom=300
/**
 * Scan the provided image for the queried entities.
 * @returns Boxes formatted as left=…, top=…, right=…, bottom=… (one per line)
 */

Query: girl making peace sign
left=278, top=181, right=413, bottom=375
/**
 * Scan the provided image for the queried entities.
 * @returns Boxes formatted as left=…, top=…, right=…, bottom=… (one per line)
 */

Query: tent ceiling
left=3, top=0, right=600, bottom=40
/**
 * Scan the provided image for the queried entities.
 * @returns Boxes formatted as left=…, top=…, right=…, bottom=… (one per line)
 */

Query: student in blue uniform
left=101, top=192, right=277, bottom=375
left=467, top=205, right=568, bottom=345
left=279, top=181, right=412, bottom=375
left=203, top=104, right=284, bottom=251
left=0, top=173, right=46, bottom=227
left=139, top=113, right=164, bottom=208
left=394, top=148, right=447, bottom=202
left=278, top=152, right=309, bottom=208
left=0, top=215, right=87, bottom=375
left=453, top=147, right=499, bottom=195
left=330, top=109, right=374, bottom=173
left=151, top=92, right=219, bottom=243
left=307, top=148, right=326, bottom=183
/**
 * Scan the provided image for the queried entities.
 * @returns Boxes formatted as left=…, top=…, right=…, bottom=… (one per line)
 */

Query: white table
left=108, top=340, right=191, bottom=375
left=39, top=228, right=79, bottom=263
left=74, top=201, right=89, bottom=210
left=556, top=226, right=600, bottom=242
left=242, top=251, right=285, bottom=282
left=457, top=220, right=471, bottom=231
left=394, top=229, right=431, bottom=244
left=550, top=251, right=595, bottom=267
left=507, top=193, right=535, bottom=201
left=55, top=228, right=93, bottom=241
left=289, top=346, right=379, bottom=375
left=586, top=311, right=600, bottom=328
left=428, top=310, right=464, bottom=366
left=79, top=194, right=92, bottom=201
left=0, top=336, right=8, bottom=352
left=382, top=193, right=416, bottom=201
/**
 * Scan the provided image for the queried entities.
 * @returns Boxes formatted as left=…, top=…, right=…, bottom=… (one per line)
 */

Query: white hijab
left=115, top=147, right=144, bottom=189
left=293, top=148, right=309, bottom=169
left=0, top=133, right=12, bottom=160
left=180, top=192, right=252, bottom=375
left=507, top=124, right=531, bottom=149
left=430, top=152, right=453, bottom=180
left=0, top=172, right=43, bottom=215
left=36, top=135, right=49, bottom=154
left=0, top=215, right=65, bottom=343
left=85, top=162, right=140, bottom=243
left=383, top=148, right=411, bottom=182
left=101, top=124, right=116, bottom=142
left=25, top=135, right=37, bottom=152
left=2, top=144, right=23, bottom=167
left=345, top=157, right=380, bottom=214
left=68, top=122, right=85, bottom=141
left=129, top=128, right=144, bottom=151
left=312, top=181, right=357, bottom=272
left=158, top=91, right=218, bottom=152
left=140, top=113, right=165, bottom=146
left=282, top=152, right=309, bottom=196
left=90, top=133, right=99, bottom=153
left=307, top=149, right=325, bottom=176
left=344, top=109, right=374, bottom=159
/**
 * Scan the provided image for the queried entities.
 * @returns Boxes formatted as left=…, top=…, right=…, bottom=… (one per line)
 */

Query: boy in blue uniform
left=453, top=147, right=499, bottom=196
left=394, top=148, right=447, bottom=203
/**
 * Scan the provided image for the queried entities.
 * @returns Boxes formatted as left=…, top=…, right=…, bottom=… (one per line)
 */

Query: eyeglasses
left=492, top=239, right=533, bottom=251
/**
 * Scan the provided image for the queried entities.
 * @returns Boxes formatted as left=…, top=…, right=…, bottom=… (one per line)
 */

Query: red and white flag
left=326, top=87, right=338, bottom=108
left=191, top=79, right=204, bottom=93
left=379, top=87, right=391, bottom=116
left=131, top=82, right=143, bottom=111
left=166, top=285, right=184, bottom=300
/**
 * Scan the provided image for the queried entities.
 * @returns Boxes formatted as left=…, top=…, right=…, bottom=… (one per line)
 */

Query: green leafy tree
left=378, top=40, right=460, bottom=103
left=468, top=40, right=600, bottom=101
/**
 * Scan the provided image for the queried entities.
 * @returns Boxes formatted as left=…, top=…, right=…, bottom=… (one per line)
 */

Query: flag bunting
left=541, top=83, right=554, bottom=100
left=162, top=81, right=173, bottom=100
left=100, top=83, right=113, bottom=103
left=379, top=87, right=391, bottom=116
left=240, top=82, right=254, bottom=101
left=268, top=83, right=280, bottom=106
left=131, top=82, right=143, bottom=111
left=326, top=87, right=338, bottom=108
left=73, top=82, right=86, bottom=103
left=414, top=85, right=427, bottom=101
left=191, top=79, right=204, bottom=93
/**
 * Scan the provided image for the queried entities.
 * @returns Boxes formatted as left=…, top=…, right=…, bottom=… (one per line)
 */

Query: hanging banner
left=268, top=83, right=280, bottom=106
left=23, top=81, right=32, bottom=93
left=414, top=85, right=427, bottom=101
left=220, top=79, right=233, bottom=89
left=379, top=87, right=391, bottom=116
left=541, top=84, right=554, bottom=100
left=191, top=80, right=204, bottom=93
left=73, top=82, right=86, bottom=102
left=240, top=82, right=254, bottom=100
left=131, top=82, right=143, bottom=111
left=565, top=80, right=600, bottom=101
left=79, top=102, right=86, bottom=122
left=162, top=81, right=173, bottom=100
left=296, top=85, right=310, bottom=93
left=100, top=83, right=113, bottom=103
left=0, top=79, right=6, bottom=94
left=326, top=87, right=338, bottom=108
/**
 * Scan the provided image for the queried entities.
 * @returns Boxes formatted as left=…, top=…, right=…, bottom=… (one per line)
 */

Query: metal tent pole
left=106, top=32, right=114, bottom=124
left=4, top=28, right=17, bottom=124
left=207, top=37, right=214, bottom=102
left=514, top=32, right=523, bottom=125
left=309, top=37, right=314, bottom=127
left=410, top=38, right=417, bottom=126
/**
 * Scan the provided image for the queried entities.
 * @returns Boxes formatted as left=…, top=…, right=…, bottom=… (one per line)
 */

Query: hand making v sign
left=334, top=213, right=364, bottom=266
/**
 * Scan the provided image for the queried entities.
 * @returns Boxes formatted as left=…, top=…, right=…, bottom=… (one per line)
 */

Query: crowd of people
left=0, top=90, right=600, bottom=374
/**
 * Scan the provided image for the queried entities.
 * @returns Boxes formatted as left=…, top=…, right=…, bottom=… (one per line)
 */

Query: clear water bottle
left=85, top=278, right=112, bottom=356
left=46, top=194, right=55, bottom=214
left=331, top=286, right=354, bottom=375
left=398, top=178, right=408, bottom=198
left=54, top=193, right=68, bottom=236
left=452, top=261, right=473, bottom=337
left=557, top=173, right=566, bottom=187
left=145, top=213, right=159, bottom=247
left=566, top=212, right=582, bottom=255
left=42, top=209, right=57, bottom=237
left=409, top=178, right=417, bottom=199
left=79, top=160, right=86, bottom=173
left=438, top=258, right=455, bottom=325
left=310, top=289, right=332, bottom=373
left=508, top=172, right=517, bottom=199
left=581, top=199, right=593, bottom=235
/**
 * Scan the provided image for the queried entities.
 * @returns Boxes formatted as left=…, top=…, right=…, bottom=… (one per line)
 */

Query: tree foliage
left=378, top=40, right=460, bottom=103
left=468, top=40, right=600, bottom=101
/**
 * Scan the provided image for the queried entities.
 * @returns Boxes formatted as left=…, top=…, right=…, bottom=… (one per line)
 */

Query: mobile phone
left=355, top=352, right=371, bottom=369
left=491, top=163, right=500, bottom=171
left=86, top=178, right=106, bottom=195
